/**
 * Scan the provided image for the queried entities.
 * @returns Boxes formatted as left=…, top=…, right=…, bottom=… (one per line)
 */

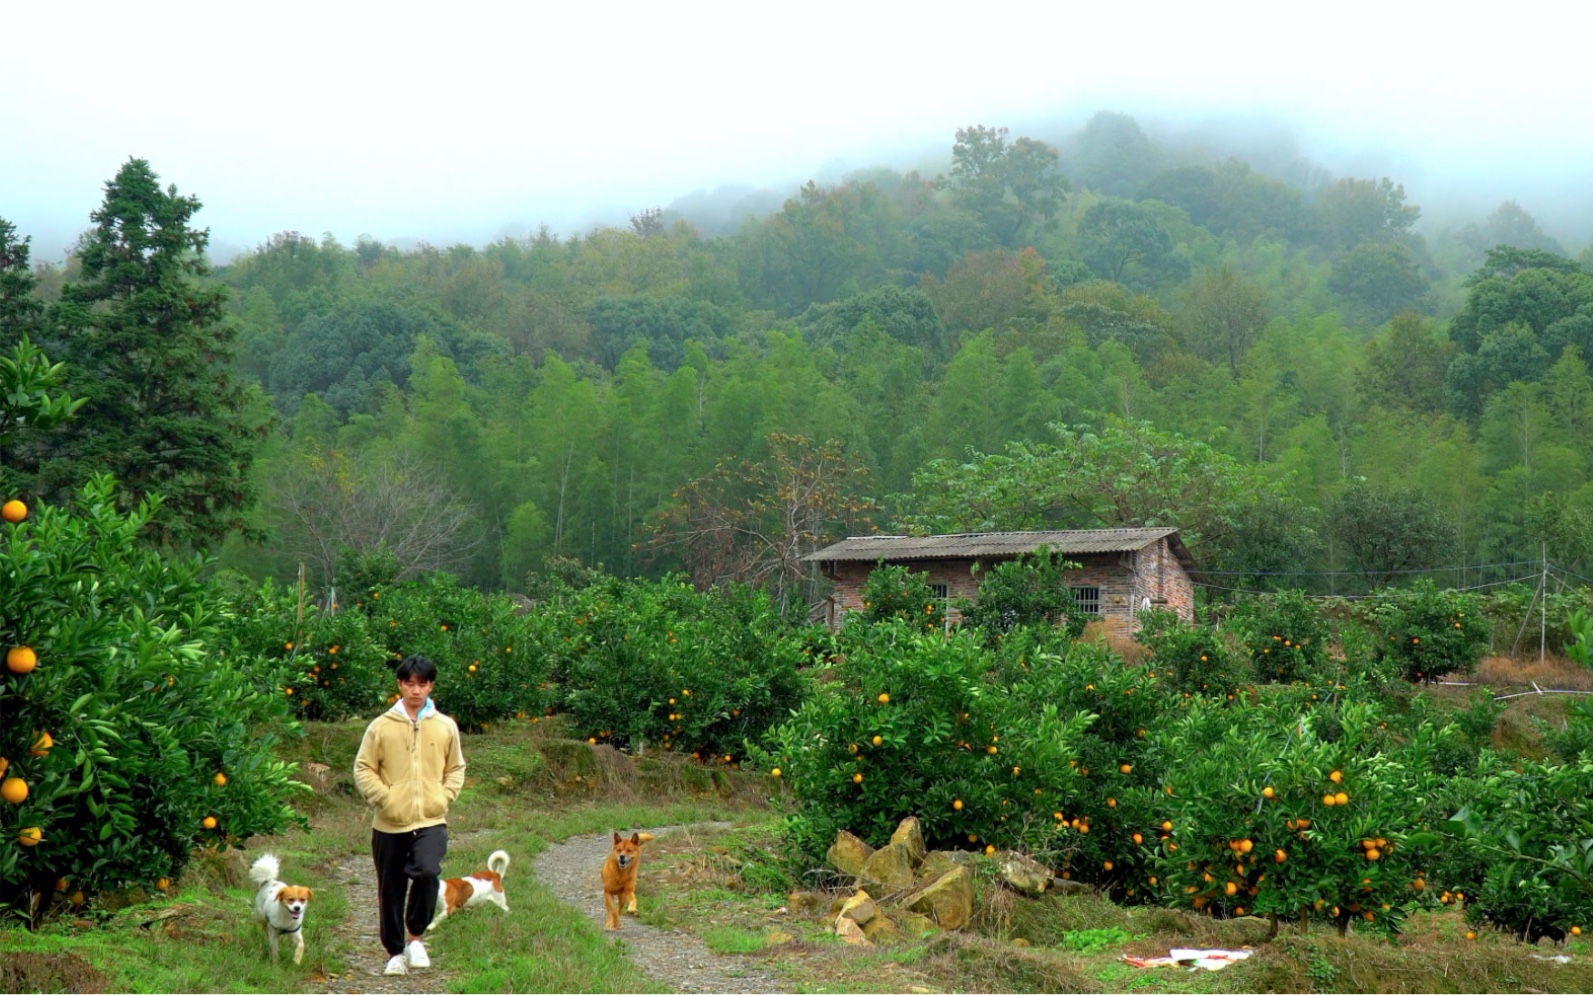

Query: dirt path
left=315, top=852, right=454, bottom=995
left=532, top=824, right=795, bottom=994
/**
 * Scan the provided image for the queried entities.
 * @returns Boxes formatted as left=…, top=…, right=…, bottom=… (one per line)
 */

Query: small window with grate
left=1070, top=586, right=1101, bottom=615
left=929, top=583, right=949, bottom=601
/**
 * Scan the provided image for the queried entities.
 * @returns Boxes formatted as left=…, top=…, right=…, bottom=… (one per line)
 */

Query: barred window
left=1070, top=586, right=1101, bottom=615
left=929, top=583, right=949, bottom=601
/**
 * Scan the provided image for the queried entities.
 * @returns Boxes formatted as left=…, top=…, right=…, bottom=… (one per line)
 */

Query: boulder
left=889, top=817, right=926, bottom=865
left=827, top=830, right=874, bottom=878
left=838, top=889, right=877, bottom=925
left=903, top=912, right=939, bottom=937
left=860, top=842, right=917, bottom=892
left=835, top=916, right=870, bottom=945
left=916, top=849, right=976, bottom=882
left=862, top=915, right=902, bottom=943
left=996, top=850, right=1051, bottom=897
left=906, top=865, right=974, bottom=930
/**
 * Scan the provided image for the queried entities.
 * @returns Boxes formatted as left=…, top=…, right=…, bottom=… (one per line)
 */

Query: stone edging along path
left=532, top=823, right=795, bottom=994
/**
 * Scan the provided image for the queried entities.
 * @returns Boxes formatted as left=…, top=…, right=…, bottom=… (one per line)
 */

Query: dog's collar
left=279, top=922, right=303, bottom=933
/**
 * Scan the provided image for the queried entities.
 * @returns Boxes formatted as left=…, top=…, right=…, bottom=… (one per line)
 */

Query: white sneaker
left=384, top=954, right=408, bottom=976
left=405, top=939, right=430, bottom=969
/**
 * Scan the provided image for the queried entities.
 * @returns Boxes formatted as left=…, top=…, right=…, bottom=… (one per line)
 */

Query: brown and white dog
left=250, top=854, right=313, bottom=964
left=600, top=832, right=652, bottom=930
left=428, top=849, right=510, bottom=930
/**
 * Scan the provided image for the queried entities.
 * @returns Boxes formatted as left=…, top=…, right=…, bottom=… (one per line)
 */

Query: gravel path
left=316, top=852, right=453, bottom=995
left=532, top=824, right=795, bottom=994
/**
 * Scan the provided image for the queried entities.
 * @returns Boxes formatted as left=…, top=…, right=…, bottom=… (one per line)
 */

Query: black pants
left=372, top=825, right=448, bottom=955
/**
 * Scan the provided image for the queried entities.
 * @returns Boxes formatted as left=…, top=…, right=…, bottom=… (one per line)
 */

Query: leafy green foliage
left=1136, top=608, right=1244, bottom=697
left=1229, top=591, right=1328, bottom=683
left=1448, top=758, right=1593, bottom=943
left=960, top=547, right=1086, bottom=642
left=858, top=563, right=946, bottom=632
left=27, top=160, right=268, bottom=546
left=1362, top=580, right=1490, bottom=682
left=548, top=576, right=806, bottom=758
left=0, top=477, right=304, bottom=924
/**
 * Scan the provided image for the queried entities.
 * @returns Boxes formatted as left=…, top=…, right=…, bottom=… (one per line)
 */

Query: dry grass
left=1472, top=654, right=1593, bottom=693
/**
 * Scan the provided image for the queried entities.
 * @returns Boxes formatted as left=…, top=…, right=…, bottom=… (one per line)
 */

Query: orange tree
left=995, top=634, right=1173, bottom=895
left=1227, top=590, right=1329, bottom=684
left=1, top=477, right=303, bottom=925
left=363, top=573, right=554, bottom=730
left=1360, top=580, right=1489, bottom=682
left=1147, top=695, right=1442, bottom=935
left=1446, top=756, right=1593, bottom=943
left=216, top=572, right=556, bottom=729
left=750, top=619, right=1094, bottom=862
left=549, top=575, right=806, bottom=758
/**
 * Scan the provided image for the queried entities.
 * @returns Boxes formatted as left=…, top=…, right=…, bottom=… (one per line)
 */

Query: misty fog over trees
left=4, top=111, right=1593, bottom=603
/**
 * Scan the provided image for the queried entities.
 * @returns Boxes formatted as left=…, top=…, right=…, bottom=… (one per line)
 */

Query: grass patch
left=702, top=926, right=770, bottom=954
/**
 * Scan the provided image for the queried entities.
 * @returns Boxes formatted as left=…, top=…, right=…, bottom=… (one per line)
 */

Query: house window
left=1070, top=586, right=1101, bottom=615
left=929, top=583, right=949, bottom=601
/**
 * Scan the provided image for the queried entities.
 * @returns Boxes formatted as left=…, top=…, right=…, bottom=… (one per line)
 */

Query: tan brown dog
left=600, top=831, right=652, bottom=930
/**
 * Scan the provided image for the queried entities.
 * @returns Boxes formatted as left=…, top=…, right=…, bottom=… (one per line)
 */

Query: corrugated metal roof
left=803, top=528, right=1185, bottom=562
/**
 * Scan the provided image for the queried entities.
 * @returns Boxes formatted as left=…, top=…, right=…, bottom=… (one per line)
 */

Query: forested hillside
left=8, top=113, right=1593, bottom=602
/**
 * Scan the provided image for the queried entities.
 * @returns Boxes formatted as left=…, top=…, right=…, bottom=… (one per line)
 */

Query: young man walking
left=353, top=655, right=467, bottom=976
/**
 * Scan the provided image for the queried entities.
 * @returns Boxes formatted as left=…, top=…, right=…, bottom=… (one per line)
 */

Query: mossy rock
left=537, top=739, right=602, bottom=779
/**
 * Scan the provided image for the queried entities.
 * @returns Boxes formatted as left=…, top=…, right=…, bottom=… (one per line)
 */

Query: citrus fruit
left=0, top=499, right=26, bottom=523
left=19, top=826, right=42, bottom=845
left=7, top=646, right=37, bottom=675
left=1, top=777, right=27, bottom=804
left=202, top=815, right=217, bottom=829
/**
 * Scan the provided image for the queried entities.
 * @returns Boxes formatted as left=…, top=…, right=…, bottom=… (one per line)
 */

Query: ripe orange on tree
left=1, top=499, right=27, bottom=523
left=19, top=826, right=42, bottom=846
left=1, top=777, right=27, bottom=804
left=7, top=646, right=37, bottom=675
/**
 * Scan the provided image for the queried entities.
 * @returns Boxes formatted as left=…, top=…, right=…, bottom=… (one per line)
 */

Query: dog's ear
left=304, top=888, right=313, bottom=901
left=612, top=831, right=621, bottom=844
left=275, top=886, right=288, bottom=903
left=629, top=832, right=641, bottom=845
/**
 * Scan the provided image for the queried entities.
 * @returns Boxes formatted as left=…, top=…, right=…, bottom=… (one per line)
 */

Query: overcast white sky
left=6, top=0, right=1591, bottom=261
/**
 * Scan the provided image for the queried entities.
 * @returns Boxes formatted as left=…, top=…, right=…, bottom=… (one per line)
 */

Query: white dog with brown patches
left=250, top=854, right=313, bottom=964
left=428, top=849, right=510, bottom=930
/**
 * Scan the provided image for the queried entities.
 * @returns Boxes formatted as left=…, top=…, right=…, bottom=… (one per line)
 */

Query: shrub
left=858, top=562, right=946, bottom=632
left=1362, top=580, right=1489, bottom=682
left=1229, top=591, right=1328, bottom=684
left=752, top=622, right=1094, bottom=862
left=1, top=478, right=303, bottom=925
left=1135, top=608, right=1244, bottom=697
left=1449, top=758, right=1593, bottom=943
left=960, top=548, right=1086, bottom=643
left=552, top=576, right=806, bottom=759
left=1150, top=699, right=1439, bottom=934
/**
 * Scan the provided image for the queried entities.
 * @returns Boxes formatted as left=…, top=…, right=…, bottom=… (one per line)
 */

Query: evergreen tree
left=30, top=159, right=268, bottom=546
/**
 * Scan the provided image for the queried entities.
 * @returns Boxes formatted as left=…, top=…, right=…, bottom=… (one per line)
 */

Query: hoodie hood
left=387, top=696, right=437, bottom=723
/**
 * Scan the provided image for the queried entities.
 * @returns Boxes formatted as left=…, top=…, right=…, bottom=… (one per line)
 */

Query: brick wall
left=819, top=539, right=1195, bottom=633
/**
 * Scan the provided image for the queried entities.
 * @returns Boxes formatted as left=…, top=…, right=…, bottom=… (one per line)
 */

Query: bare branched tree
left=647, top=433, right=876, bottom=611
left=268, top=447, right=482, bottom=586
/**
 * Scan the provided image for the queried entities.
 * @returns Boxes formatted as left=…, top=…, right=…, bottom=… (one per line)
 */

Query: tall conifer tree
left=31, top=159, right=267, bottom=545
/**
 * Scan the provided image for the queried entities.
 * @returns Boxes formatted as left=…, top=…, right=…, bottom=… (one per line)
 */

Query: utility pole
left=1541, top=542, right=1548, bottom=665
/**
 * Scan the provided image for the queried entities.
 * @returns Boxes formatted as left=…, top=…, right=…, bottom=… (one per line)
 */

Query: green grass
left=701, top=926, right=770, bottom=954
left=2, top=718, right=766, bottom=995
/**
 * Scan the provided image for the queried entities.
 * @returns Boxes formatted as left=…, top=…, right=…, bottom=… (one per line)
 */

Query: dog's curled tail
left=249, top=853, right=281, bottom=884
left=487, top=849, right=510, bottom=876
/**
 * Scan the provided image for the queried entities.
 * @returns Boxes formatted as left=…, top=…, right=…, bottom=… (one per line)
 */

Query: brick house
left=803, top=528, right=1197, bottom=633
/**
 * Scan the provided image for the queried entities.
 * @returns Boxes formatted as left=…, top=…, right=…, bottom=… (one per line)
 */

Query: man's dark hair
left=395, top=654, right=438, bottom=683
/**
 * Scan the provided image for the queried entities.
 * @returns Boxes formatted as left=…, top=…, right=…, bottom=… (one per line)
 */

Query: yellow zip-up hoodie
left=353, top=698, right=467, bottom=833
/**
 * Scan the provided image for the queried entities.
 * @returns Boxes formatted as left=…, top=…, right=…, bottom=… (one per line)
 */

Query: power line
left=1198, top=560, right=1537, bottom=578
